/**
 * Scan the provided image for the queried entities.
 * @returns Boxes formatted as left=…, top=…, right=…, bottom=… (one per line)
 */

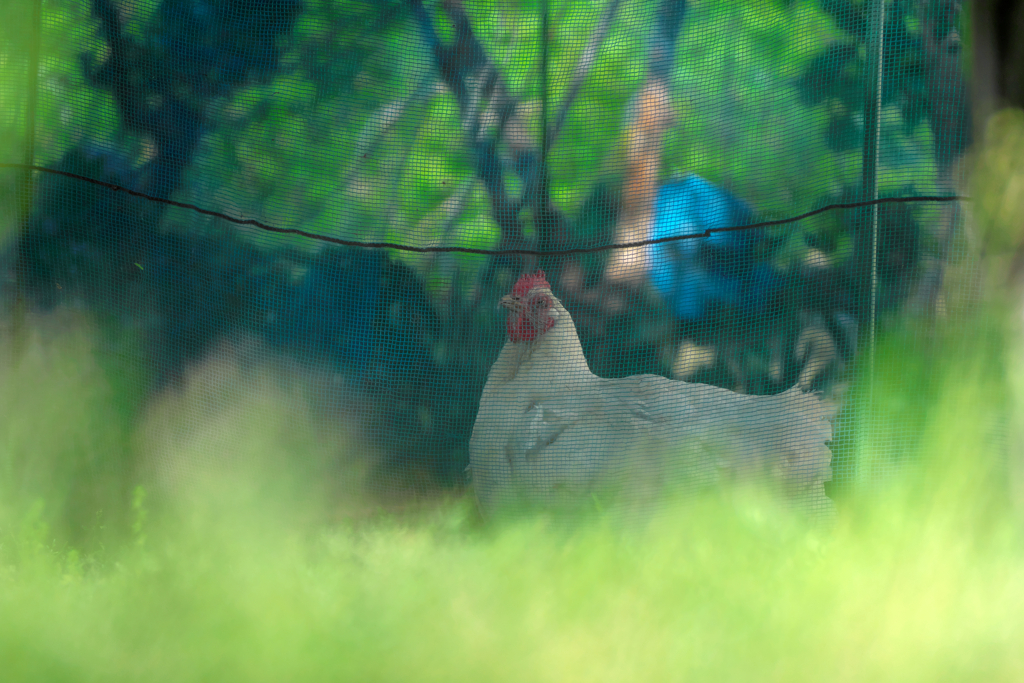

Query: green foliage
left=22, top=0, right=121, bottom=166
left=0, top=0, right=117, bottom=244
left=2, top=0, right=955, bottom=314
left=797, top=0, right=963, bottom=191
left=665, top=1, right=853, bottom=214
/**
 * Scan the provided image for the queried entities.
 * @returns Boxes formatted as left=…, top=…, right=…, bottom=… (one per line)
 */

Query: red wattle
left=507, top=314, right=553, bottom=343
left=507, top=315, right=536, bottom=343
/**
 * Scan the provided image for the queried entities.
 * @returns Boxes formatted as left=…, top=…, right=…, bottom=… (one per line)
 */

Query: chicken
left=469, top=271, right=837, bottom=519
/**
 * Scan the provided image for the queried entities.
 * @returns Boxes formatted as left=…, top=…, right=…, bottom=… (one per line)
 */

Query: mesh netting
left=0, top=0, right=971, bottom=520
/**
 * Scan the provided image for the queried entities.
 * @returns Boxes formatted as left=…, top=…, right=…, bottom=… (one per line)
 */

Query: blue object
left=648, top=174, right=781, bottom=321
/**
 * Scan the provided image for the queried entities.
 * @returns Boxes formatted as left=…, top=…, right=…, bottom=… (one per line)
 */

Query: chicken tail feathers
left=764, top=387, right=837, bottom=519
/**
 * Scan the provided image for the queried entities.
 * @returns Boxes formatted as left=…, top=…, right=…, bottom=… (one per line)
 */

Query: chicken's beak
left=499, top=295, right=522, bottom=313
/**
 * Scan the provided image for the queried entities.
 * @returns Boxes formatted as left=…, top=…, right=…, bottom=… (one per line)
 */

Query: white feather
left=470, top=286, right=836, bottom=519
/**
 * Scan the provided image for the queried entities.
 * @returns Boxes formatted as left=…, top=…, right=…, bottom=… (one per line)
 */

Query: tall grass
left=1, top=299, right=1022, bottom=682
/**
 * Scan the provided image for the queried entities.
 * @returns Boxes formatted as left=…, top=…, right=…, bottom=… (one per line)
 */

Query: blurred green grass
left=1, top=303, right=1023, bottom=682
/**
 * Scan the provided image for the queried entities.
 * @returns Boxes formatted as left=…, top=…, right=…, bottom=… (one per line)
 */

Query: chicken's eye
left=532, top=298, right=549, bottom=310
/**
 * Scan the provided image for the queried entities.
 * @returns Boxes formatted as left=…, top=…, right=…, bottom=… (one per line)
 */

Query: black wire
left=0, top=162, right=966, bottom=257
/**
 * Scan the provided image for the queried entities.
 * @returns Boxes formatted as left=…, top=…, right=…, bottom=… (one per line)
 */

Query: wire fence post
left=538, top=0, right=551, bottom=273
left=861, top=0, right=886, bottom=480
left=10, top=0, right=43, bottom=363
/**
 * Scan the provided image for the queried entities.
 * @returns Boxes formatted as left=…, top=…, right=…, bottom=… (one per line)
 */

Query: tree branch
left=412, top=0, right=581, bottom=276
left=547, top=0, right=624, bottom=147
left=409, top=0, right=526, bottom=261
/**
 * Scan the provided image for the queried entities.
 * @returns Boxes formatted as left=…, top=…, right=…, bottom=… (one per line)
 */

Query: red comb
left=512, top=270, right=550, bottom=297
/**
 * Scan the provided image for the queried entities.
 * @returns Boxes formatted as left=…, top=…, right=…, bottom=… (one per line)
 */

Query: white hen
left=469, top=271, right=836, bottom=519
